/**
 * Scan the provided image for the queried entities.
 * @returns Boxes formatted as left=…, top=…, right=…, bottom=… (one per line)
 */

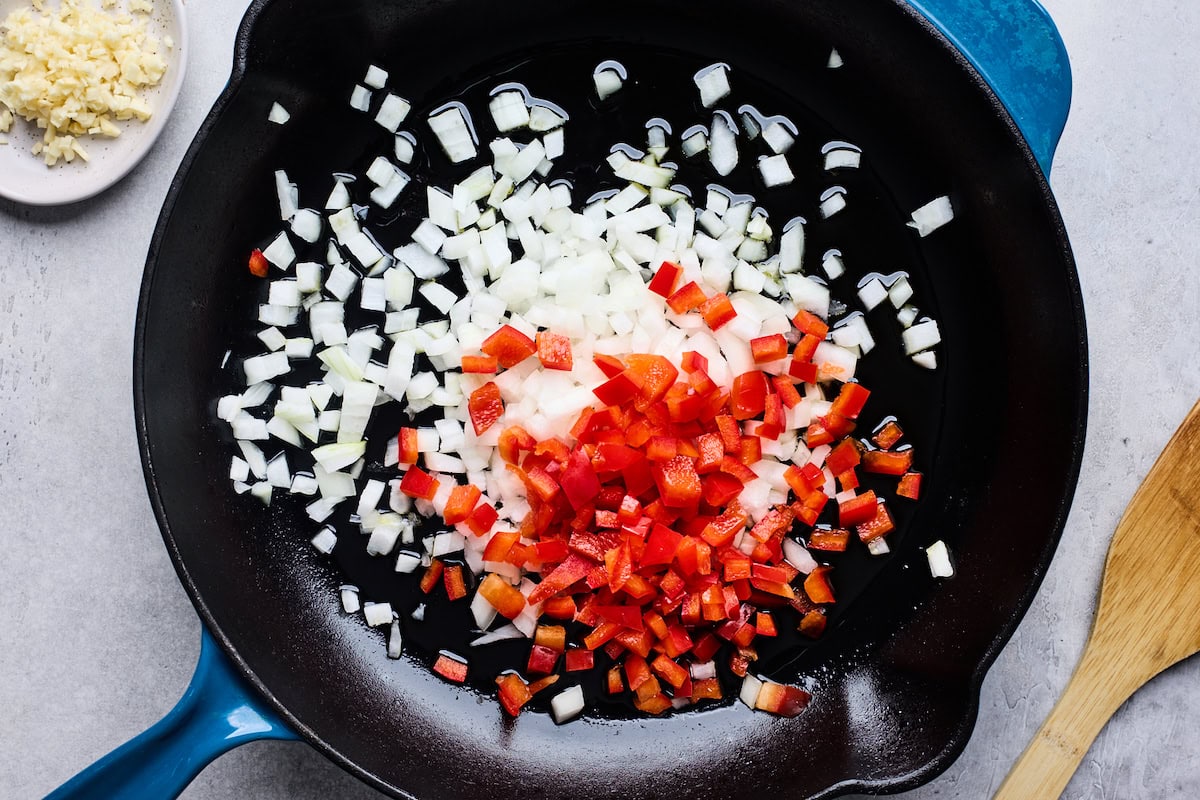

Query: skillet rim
left=133, top=0, right=1088, bottom=796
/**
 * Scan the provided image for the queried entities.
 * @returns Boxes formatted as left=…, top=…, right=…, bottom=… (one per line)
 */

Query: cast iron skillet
left=65, top=0, right=1085, bottom=797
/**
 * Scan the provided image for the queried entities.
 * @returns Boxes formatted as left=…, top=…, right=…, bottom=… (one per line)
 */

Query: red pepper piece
left=788, top=358, right=818, bottom=384
left=593, top=354, right=626, bottom=378
left=597, top=605, right=644, bottom=630
left=641, top=523, right=684, bottom=567
left=652, top=455, right=702, bottom=508
left=838, top=490, right=878, bottom=527
left=699, top=292, right=737, bottom=330
left=719, top=456, right=758, bottom=484
left=695, top=433, right=725, bottom=474
left=593, top=371, right=641, bottom=406
left=646, top=436, right=679, bottom=461
left=862, top=448, right=914, bottom=475
left=715, top=415, right=741, bottom=452
left=756, top=611, right=779, bottom=637
left=651, top=655, right=689, bottom=689
left=443, top=565, right=468, bottom=601
left=755, top=682, right=811, bottom=717
left=465, top=502, right=498, bottom=536
left=397, top=427, right=419, bottom=464
left=837, top=468, right=860, bottom=492
left=792, top=309, right=829, bottom=338
left=248, top=249, right=269, bottom=278
left=825, top=438, right=862, bottom=476
left=399, top=466, right=440, bottom=500
left=749, top=506, right=794, bottom=543
left=461, top=354, right=499, bottom=374
left=750, top=333, right=788, bottom=363
left=856, top=501, right=895, bottom=542
left=798, top=609, right=827, bottom=638
left=667, top=281, right=707, bottom=314
left=829, top=382, right=871, bottom=420
left=739, top=435, right=762, bottom=466
left=480, top=324, right=536, bottom=368
left=730, top=371, right=768, bottom=420
left=497, top=425, right=535, bottom=464
left=535, top=330, right=573, bottom=371
left=897, top=471, right=923, bottom=500
left=625, top=354, right=679, bottom=407
left=526, top=644, right=560, bottom=675
left=872, top=420, right=905, bottom=450
left=700, top=503, right=746, bottom=548
left=809, top=528, right=851, bottom=552
left=482, top=531, right=520, bottom=562
left=771, top=375, right=803, bottom=409
left=565, top=648, right=595, bottom=672
left=606, top=666, right=625, bottom=694
left=527, top=553, right=595, bottom=604
left=541, top=596, right=576, bottom=620
left=533, top=539, right=570, bottom=563
left=680, top=350, right=708, bottom=373
left=648, top=261, right=682, bottom=297
left=793, top=333, right=822, bottom=363
left=478, top=573, right=526, bottom=618
left=442, top=484, right=481, bottom=524
left=804, top=565, right=836, bottom=604
left=559, top=448, right=601, bottom=510
left=433, top=654, right=468, bottom=683
left=468, top=382, right=504, bottom=435
left=495, top=673, right=533, bottom=716
left=692, top=678, right=723, bottom=701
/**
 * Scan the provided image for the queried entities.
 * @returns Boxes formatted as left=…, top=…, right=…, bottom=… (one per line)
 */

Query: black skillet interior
left=136, top=0, right=1085, bottom=797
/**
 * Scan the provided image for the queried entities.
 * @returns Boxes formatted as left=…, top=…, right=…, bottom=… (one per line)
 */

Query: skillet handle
left=45, top=628, right=299, bottom=800
left=905, top=0, right=1071, bottom=176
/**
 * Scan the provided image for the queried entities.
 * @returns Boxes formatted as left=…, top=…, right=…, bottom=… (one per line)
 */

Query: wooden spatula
left=995, top=398, right=1200, bottom=799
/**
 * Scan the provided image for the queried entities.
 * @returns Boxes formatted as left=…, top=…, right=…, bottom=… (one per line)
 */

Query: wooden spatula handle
left=994, top=636, right=1147, bottom=799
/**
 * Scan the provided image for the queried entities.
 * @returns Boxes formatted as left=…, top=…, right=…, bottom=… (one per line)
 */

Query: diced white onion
left=927, top=540, right=954, bottom=577
left=909, top=195, right=954, bottom=237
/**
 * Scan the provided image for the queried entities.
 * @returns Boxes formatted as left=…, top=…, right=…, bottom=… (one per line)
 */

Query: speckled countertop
left=3, top=1, right=1199, bottom=798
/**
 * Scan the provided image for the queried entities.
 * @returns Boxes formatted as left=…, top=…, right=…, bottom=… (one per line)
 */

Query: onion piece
left=926, top=540, right=954, bottom=577
left=267, top=102, right=290, bottom=125
left=363, top=65, right=388, bottom=89
left=362, top=601, right=393, bottom=627
left=550, top=685, right=585, bottom=724
left=375, top=94, right=411, bottom=132
left=310, top=526, right=337, bottom=554
left=339, top=585, right=361, bottom=613
left=693, top=63, right=731, bottom=108
left=709, top=112, right=738, bottom=177
left=428, top=103, right=477, bottom=163
left=902, top=319, right=941, bottom=355
left=469, top=624, right=524, bottom=647
left=909, top=195, right=954, bottom=237
left=739, top=674, right=763, bottom=708
left=349, top=84, right=372, bottom=112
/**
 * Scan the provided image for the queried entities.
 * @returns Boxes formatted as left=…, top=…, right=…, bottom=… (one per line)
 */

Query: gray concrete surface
left=2, top=1, right=1199, bottom=798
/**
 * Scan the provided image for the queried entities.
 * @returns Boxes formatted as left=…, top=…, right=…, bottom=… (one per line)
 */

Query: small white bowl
left=0, top=0, right=188, bottom=206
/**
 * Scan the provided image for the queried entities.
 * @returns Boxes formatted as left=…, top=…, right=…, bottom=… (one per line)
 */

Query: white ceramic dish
left=0, top=0, right=188, bottom=206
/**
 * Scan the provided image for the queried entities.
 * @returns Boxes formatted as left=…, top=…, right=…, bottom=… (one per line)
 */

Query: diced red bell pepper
left=604, top=540, right=633, bottom=593
left=478, top=573, right=526, bottom=618
left=798, top=609, right=827, bottom=638
left=597, top=605, right=644, bottom=630
left=483, top=530, right=520, bottom=562
left=788, top=358, right=818, bottom=384
left=593, top=354, right=626, bottom=378
left=461, top=354, right=499, bottom=374
left=606, top=666, right=625, bottom=694
left=667, top=281, right=707, bottom=314
left=560, top=448, right=601, bottom=510
left=809, top=528, right=851, bottom=551
left=739, top=435, right=763, bottom=465
left=825, top=438, right=862, bottom=476
left=466, top=502, right=498, bottom=536
left=756, top=611, right=779, bottom=637
left=804, top=565, right=836, bottom=604
left=593, top=371, right=641, bottom=406
left=652, top=456, right=702, bottom=509
left=692, top=678, right=722, bottom=701
left=793, top=333, right=822, bottom=363
left=680, top=350, right=709, bottom=374
left=527, top=675, right=560, bottom=695
left=837, top=468, right=860, bottom=491
left=527, top=553, right=595, bottom=604
left=771, top=375, right=803, bottom=409
left=838, top=490, right=878, bottom=527
left=873, top=420, right=905, bottom=449
left=749, top=506, right=794, bottom=543
left=443, top=565, right=468, bottom=601
left=542, top=595, right=576, bottom=620
left=443, top=484, right=481, bottom=524
left=534, top=625, right=566, bottom=651
left=755, top=682, right=811, bottom=717
left=480, top=324, right=536, bottom=368
left=699, top=293, right=737, bottom=330
left=533, top=538, right=570, bottom=563
left=695, top=433, right=725, bottom=474
left=565, top=648, right=595, bottom=672
left=651, top=655, right=689, bottom=689
left=750, top=334, right=788, bottom=363
left=397, top=427, right=419, bottom=464
left=730, top=371, right=768, bottom=420
left=792, top=309, right=829, bottom=338
left=468, top=382, right=504, bottom=435
left=535, top=330, right=573, bottom=371
left=856, top=501, right=895, bottom=542
left=498, top=425, right=535, bottom=464
left=719, top=456, right=758, bottom=484
left=646, top=436, right=679, bottom=461
left=625, top=354, right=679, bottom=407
left=247, top=249, right=270, bottom=278
left=399, top=466, right=440, bottom=500
left=496, top=673, right=533, bottom=716
left=641, top=523, right=683, bottom=567
left=862, top=448, right=914, bottom=475
left=897, top=471, right=923, bottom=500
left=527, top=644, right=560, bottom=674
left=700, top=503, right=746, bottom=548
left=829, top=382, right=871, bottom=420
left=648, top=261, right=682, bottom=297
left=433, top=654, right=468, bottom=683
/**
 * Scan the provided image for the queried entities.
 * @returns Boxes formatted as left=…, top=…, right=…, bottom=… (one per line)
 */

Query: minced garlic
left=0, top=0, right=168, bottom=166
